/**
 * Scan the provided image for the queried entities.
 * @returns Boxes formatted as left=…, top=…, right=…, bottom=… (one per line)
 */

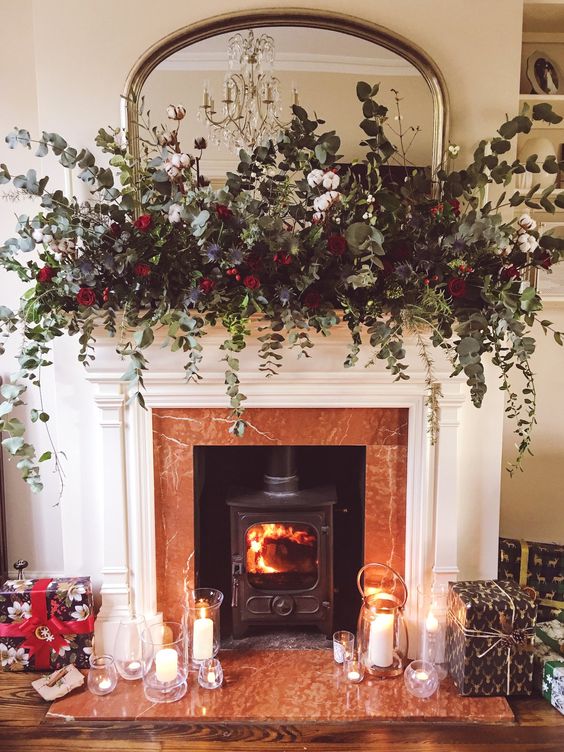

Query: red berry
left=423, top=278, right=430, bottom=285
left=236, top=274, right=241, bottom=281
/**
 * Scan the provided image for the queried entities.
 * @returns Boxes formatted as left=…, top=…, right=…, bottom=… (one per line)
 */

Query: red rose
left=133, top=214, right=152, bottom=232
left=216, top=204, right=233, bottom=221
left=500, top=265, right=521, bottom=282
left=109, top=222, right=121, bottom=237
left=430, top=203, right=444, bottom=217
left=447, top=199, right=461, bottom=216
left=199, top=278, right=215, bottom=294
left=76, top=287, right=96, bottom=307
left=103, top=287, right=110, bottom=302
left=447, top=278, right=466, bottom=298
left=327, top=234, right=347, bottom=257
left=243, top=274, right=260, bottom=289
left=134, top=262, right=151, bottom=277
left=538, top=251, right=553, bottom=270
left=37, top=265, right=55, bottom=284
left=304, top=291, right=321, bottom=309
left=274, top=252, right=292, bottom=265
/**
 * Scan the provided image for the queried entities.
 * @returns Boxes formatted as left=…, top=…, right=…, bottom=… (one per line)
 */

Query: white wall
left=0, top=0, right=534, bottom=583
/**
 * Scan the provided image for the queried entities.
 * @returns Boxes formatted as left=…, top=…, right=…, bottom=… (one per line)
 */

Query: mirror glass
left=139, top=26, right=435, bottom=186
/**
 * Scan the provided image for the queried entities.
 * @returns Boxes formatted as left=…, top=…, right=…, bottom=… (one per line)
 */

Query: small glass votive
left=333, top=630, right=355, bottom=664
left=87, top=654, right=118, bottom=696
left=198, top=657, right=223, bottom=689
left=403, top=659, right=439, bottom=699
left=344, top=655, right=365, bottom=684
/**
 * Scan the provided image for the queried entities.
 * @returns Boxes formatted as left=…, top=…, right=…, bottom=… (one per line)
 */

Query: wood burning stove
left=227, top=447, right=335, bottom=638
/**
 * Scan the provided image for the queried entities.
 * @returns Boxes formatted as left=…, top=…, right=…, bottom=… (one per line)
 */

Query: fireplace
left=228, top=446, right=335, bottom=638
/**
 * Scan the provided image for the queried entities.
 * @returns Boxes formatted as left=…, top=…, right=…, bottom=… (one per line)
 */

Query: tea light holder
left=333, top=630, right=355, bottom=664
left=198, top=657, right=223, bottom=689
left=113, top=613, right=147, bottom=681
left=403, top=659, right=439, bottom=699
left=87, top=654, right=118, bottom=696
left=344, top=655, right=365, bottom=684
left=140, top=621, right=188, bottom=703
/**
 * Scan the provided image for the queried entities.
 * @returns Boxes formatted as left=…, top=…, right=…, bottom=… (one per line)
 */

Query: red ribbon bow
left=0, top=578, right=94, bottom=669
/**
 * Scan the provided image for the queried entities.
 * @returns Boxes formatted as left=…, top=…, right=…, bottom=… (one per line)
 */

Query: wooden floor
left=1, top=672, right=563, bottom=751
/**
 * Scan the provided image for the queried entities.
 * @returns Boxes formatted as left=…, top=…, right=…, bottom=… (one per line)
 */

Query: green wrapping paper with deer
left=446, top=580, right=536, bottom=696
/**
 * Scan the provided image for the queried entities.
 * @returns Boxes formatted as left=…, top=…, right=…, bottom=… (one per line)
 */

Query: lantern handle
left=356, top=562, right=408, bottom=609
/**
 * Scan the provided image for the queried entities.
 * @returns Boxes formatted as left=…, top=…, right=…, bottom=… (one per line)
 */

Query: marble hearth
left=73, top=323, right=504, bottom=652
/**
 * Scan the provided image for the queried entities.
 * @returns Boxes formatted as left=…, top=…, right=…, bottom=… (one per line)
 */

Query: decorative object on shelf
left=13, top=560, right=29, bottom=580
left=186, top=588, right=223, bottom=665
left=333, top=630, right=355, bottom=664
left=86, top=654, right=118, bottom=696
left=403, top=659, right=440, bottom=699
left=31, top=663, right=85, bottom=701
left=113, top=613, right=147, bottom=680
left=0, top=576, right=95, bottom=672
left=418, top=583, right=448, bottom=680
left=198, top=29, right=297, bottom=152
left=445, top=579, right=536, bottom=696
left=499, top=538, right=564, bottom=623
left=542, top=659, right=564, bottom=715
left=516, top=137, right=558, bottom=190
left=197, top=657, right=224, bottom=689
left=356, top=562, right=408, bottom=679
left=140, top=621, right=188, bottom=703
left=526, top=51, right=562, bottom=95
left=2, top=84, right=564, bottom=494
left=344, top=652, right=365, bottom=684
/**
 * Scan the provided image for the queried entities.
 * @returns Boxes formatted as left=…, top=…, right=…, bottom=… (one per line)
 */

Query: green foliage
left=1, top=83, right=564, bottom=489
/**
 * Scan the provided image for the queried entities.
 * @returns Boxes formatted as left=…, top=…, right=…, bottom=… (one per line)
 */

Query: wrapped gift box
left=499, top=538, right=564, bottom=622
left=446, top=579, right=536, bottom=696
left=0, top=577, right=94, bottom=672
left=533, top=634, right=563, bottom=693
left=542, top=660, right=564, bottom=715
left=536, top=618, right=564, bottom=657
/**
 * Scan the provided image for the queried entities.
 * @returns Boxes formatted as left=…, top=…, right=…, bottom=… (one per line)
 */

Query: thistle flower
left=205, top=243, right=221, bottom=262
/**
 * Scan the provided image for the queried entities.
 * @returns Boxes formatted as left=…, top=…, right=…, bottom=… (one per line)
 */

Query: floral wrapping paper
left=0, top=577, right=94, bottom=672
left=542, top=661, right=564, bottom=715
left=446, top=579, right=536, bottom=696
left=498, top=537, right=564, bottom=622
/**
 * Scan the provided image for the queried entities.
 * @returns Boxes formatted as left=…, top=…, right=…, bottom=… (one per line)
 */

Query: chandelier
left=198, top=30, right=299, bottom=152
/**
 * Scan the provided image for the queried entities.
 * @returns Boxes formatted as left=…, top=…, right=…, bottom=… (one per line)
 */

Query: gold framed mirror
left=123, top=9, right=449, bottom=183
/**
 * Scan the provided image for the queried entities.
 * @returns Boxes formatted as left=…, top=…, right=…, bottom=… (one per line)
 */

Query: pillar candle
left=193, top=608, right=214, bottom=661
left=368, top=612, right=394, bottom=667
left=155, top=648, right=177, bottom=683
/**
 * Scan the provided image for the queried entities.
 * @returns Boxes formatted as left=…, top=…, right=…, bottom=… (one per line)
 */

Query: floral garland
left=1, top=81, right=564, bottom=493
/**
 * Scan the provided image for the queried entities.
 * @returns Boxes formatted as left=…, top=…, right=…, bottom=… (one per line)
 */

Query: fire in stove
left=246, top=522, right=318, bottom=589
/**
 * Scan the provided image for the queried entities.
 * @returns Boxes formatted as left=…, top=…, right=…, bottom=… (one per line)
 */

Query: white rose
left=32, top=228, right=44, bottom=243
left=518, top=213, right=537, bottom=232
left=168, top=203, right=182, bottom=224
left=322, top=170, right=340, bottom=190
left=307, top=169, right=324, bottom=188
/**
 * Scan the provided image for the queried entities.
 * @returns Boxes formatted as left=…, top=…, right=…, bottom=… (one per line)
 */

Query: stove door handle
left=232, top=573, right=239, bottom=608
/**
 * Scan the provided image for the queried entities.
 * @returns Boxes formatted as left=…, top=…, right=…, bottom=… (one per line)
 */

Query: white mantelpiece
left=57, top=324, right=503, bottom=651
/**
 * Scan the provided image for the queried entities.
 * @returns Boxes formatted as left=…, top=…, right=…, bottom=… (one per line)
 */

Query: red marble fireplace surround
left=152, top=407, right=408, bottom=623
